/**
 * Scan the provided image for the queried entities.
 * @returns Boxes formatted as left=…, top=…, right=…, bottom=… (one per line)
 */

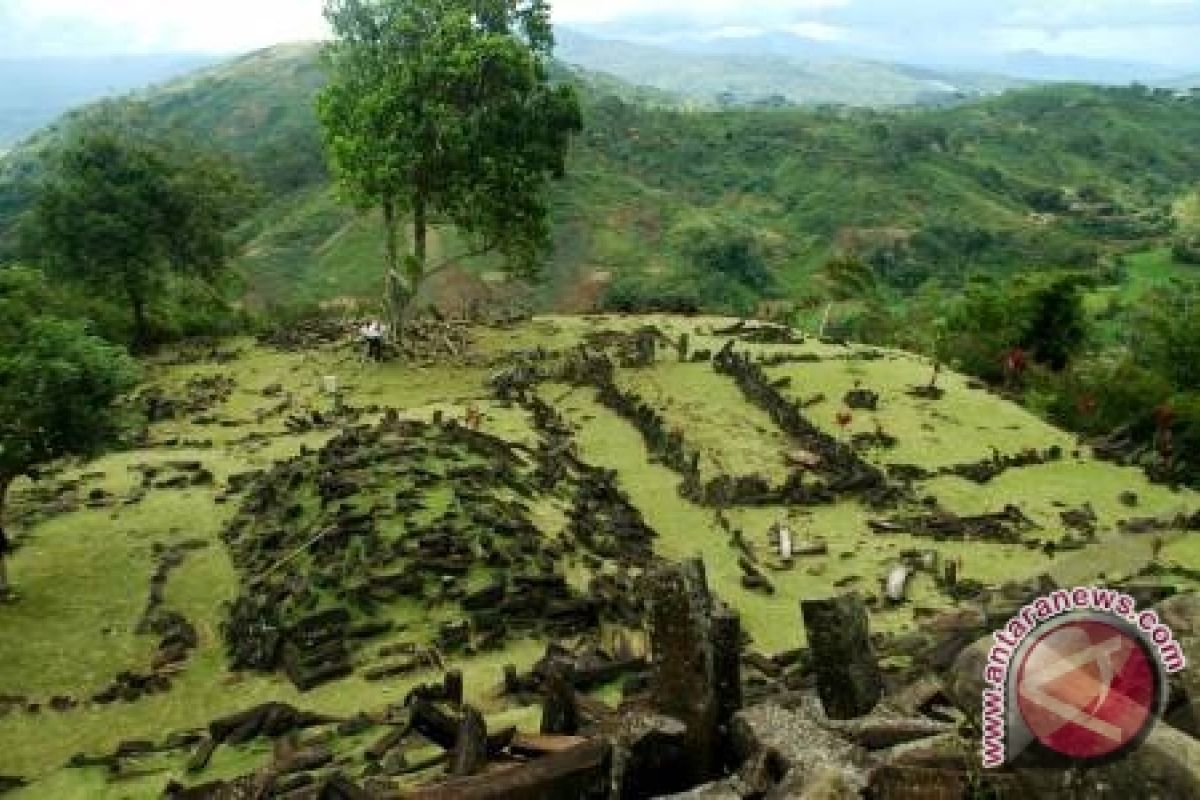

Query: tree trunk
left=382, top=197, right=400, bottom=275
left=130, top=291, right=149, bottom=352
left=0, top=474, right=11, bottom=595
left=413, top=192, right=428, bottom=271
left=399, top=190, right=429, bottom=334
left=382, top=197, right=402, bottom=341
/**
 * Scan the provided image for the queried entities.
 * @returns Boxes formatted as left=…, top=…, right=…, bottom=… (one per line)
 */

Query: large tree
left=0, top=268, right=139, bottom=591
left=318, top=0, right=582, bottom=333
left=28, top=105, right=255, bottom=349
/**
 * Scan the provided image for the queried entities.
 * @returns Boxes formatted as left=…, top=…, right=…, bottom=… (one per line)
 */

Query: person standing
left=361, top=320, right=385, bottom=362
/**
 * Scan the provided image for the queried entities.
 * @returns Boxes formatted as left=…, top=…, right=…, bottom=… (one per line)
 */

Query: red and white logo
left=1015, top=619, right=1158, bottom=760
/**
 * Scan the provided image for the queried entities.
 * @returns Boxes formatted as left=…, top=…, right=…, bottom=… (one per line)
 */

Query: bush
left=601, top=273, right=703, bottom=314
left=1172, top=236, right=1200, bottom=265
left=1044, top=359, right=1174, bottom=435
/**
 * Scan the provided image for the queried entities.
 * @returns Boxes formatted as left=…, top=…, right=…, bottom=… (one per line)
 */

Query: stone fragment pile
left=220, top=416, right=656, bottom=690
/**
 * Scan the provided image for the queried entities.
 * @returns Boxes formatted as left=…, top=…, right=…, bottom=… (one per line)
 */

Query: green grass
left=1084, top=247, right=1200, bottom=332
left=612, top=362, right=792, bottom=481
left=1, top=314, right=1196, bottom=796
left=766, top=350, right=1076, bottom=469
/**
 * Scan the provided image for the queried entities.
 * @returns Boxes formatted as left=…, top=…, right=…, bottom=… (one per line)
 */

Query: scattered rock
left=731, top=703, right=869, bottom=799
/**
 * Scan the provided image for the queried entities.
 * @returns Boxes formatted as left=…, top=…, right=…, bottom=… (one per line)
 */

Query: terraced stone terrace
left=0, top=314, right=1196, bottom=798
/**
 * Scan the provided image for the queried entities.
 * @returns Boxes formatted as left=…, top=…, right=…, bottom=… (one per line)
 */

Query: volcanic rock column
left=647, top=557, right=742, bottom=784
left=801, top=593, right=883, bottom=719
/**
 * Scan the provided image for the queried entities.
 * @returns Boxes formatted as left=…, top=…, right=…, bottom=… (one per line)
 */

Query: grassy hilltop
left=0, top=316, right=1195, bottom=797
left=2, top=40, right=1200, bottom=798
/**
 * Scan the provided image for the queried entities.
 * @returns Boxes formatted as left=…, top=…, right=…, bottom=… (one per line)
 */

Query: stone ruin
left=53, top=545, right=1200, bottom=800
left=219, top=412, right=658, bottom=691
left=536, top=343, right=904, bottom=513
left=711, top=320, right=803, bottom=345
left=138, top=374, right=237, bottom=424
left=712, top=341, right=896, bottom=505
left=258, top=316, right=349, bottom=352
left=868, top=504, right=1037, bottom=545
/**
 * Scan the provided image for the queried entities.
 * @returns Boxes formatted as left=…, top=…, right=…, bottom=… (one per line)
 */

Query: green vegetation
left=6, top=50, right=1200, bottom=324
left=319, top=0, right=582, bottom=328
left=1, top=316, right=1194, bottom=797
left=835, top=256, right=1200, bottom=486
left=23, top=105, right=255, bottom=348
left=0, top=268, right=139, bottom=540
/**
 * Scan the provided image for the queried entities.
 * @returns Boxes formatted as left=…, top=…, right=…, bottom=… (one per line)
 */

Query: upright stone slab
left=647, top=558, right=721, bottom=784
left=711, top=606, right=743, bottom=736
left=801, top=593, right=883, bottom=719
left=443, top=669, right=464, bottom=708
left=450, top=705, right=489, bottom=777
left=540, top=665, right=580, bottom=736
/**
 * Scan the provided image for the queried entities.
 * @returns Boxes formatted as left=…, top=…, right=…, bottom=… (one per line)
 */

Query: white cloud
left=1001, top=0, right=1200, bottom=28
left=2, top=0, right=859, bottom=54
left=6, top=0, right=328, bottom=55
left=698, top=26, right=767, bottom=40
left=785, top=22, right=849, bottom=41
left=552, top=0, right=851, bottom=26
left=3, top=0, right=1200, bottom=69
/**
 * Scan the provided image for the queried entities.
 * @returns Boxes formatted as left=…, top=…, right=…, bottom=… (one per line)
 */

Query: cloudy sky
left=2, top=0, right=1200, bottom=69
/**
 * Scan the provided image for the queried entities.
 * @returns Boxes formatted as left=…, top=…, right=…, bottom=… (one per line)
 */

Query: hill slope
left=4, top=45, right=1200, bottom=315
left=0, top=315, right=1195, bottom=797
left=0, top=53, right=221, bottom=149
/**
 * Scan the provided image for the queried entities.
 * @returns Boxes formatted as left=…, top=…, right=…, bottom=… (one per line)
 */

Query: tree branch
left=422, top=244, right=495, bottom=278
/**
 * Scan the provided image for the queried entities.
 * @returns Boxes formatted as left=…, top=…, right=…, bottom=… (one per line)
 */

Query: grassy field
left=0, top=315, right=1196, bottom=796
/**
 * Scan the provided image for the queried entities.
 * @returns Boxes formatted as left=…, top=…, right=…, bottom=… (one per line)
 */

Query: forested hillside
left=3, top=43, right=1200, bottom=316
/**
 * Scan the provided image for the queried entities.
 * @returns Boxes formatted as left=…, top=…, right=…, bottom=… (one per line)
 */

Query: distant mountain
left=6, top=43, right=1200, bottom=313
left=1163, top=74, right=1200, bottom=91
left=981, top=50, right=1180, bottom=85
left=0, top=53, right=220, bottom=148
left=644, top=30, right=854, bottom=62
left=555, top=29, right=1025, bottom=109
left=574, top=27, right=1193, bottom=90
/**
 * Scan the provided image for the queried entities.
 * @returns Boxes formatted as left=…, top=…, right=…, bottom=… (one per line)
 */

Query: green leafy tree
left=1138, top=284, right=1200, bottom=389
left=677, top=221, right=773, bottom=293
left=27, top=105, right=256, bottom=349
left=937, top=279, right=1026, bottom=382
left=318, top=0, right=582, bottom=334
left=1018, top=277, right=1089, bottom=371
left=819, top=255, right=878, bottom=302
left=0, top=269, right=139, bottom=587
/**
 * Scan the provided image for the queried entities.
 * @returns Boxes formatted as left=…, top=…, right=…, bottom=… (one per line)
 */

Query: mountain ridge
left=554, top=28, right=1026, bottom=109
left=0, top=53, right=222, bottom=147
left=5, top=43, right=1200, bottom=317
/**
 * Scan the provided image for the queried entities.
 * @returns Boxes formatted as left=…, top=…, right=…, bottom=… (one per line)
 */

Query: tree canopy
left=318, top=0, right=582, bottom=328
left=0, top=268, right=139, bottom=521
left=26, top=104, right=256, bottom=349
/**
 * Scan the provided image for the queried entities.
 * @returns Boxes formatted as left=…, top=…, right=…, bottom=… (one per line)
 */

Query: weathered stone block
left=801, top=594, right=883, bottom=719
